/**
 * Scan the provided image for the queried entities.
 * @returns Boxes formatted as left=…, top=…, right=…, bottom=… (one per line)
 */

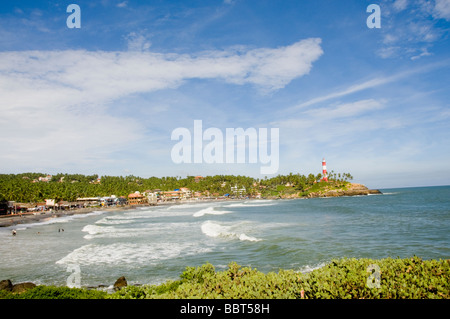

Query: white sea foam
left=165, top=203, right=192, bottom=210
left=201, top=221, right=261, bottom=242
left=193, top=206, right=231, bottom=217
left=94, top=208, right=194, bottom=225
left=82, top=222, right=195, bottom=239
left=201, top=220, right=230, bottom=238
left=165, top=202, right=212, bottom=210
left=238, top=233, right=261, bottom=242
left=56, top=241, right=211, bottom=266
left=296, top=262, right=327, bottom=273
left=95, top=216, right=132, bottom=225
left=129, top=207, right=196, bottom=218
left=82, top=224, right=119, bottom=239
left=226, top=200, right=277, bottom=208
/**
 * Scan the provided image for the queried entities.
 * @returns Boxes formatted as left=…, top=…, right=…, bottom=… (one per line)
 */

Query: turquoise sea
left=0, top=185, right=449, bottom=288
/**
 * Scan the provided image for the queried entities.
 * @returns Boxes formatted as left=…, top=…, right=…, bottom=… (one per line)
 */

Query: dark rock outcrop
left=0, top=279, right=13, bottom=291
left=11, top=282, right=36, bottom=293
left=114, top=276, right=127, bottom=291
left=1, top=280, right=36, bottom=293
left=307, top=183, right=382, bottom=198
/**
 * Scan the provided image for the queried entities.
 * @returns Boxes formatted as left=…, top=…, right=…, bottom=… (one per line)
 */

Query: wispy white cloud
left=302, top=99, right=386, bottom=120
left=0, top=38, right=323, bottom=171
left=275, top=99, right=388, bottom=138
left=125, top=32, right=152, bottom=51
left=378, top=0, right=448, bottom=59
left=0, top=38, right=322, bottom=108
left=393, top=0, right=408, bottom=11
left=117, top=1, right=128, bottom=8
left=411, top=47, right=432, bottom=60
left=293, top=78, right=392, bottom=109
left=433, top=0, right=450, bottom=20
left=291, top=61, right=447, bottom=109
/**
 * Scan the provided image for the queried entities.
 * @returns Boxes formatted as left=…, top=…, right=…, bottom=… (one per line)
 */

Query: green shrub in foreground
left=302, top=257, right=449, bottom=299
left=111, top=262, right=303, bottom=299
left=2, top=257, right=448, bottom=299
left=0, top=285, right=108, bottom=299
left=111, top=257, right=449, bottom=299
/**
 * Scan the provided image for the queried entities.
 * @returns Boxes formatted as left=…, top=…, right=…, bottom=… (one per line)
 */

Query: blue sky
left=0, top=0, right=449, bottom=188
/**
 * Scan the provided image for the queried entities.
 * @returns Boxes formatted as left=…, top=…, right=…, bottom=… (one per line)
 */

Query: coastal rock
left=11, top=282, right=36, bottom=293
left=343, top=183, right=382, bottom=196
left=114, top=276, right=127, bottom=290
left=306, top=183, right=382, bottom=198
left=0, top=279, right=13, bottom=291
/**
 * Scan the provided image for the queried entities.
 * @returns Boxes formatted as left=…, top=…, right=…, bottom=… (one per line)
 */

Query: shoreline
left=0, top=197, right=250, bottom=229
left=0, top=182, right=382, bottom=229
left=0, top=205, right=139, bottom=228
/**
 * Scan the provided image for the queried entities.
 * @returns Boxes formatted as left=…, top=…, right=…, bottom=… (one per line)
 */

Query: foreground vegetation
left=1, top=257, right=448, bottom=299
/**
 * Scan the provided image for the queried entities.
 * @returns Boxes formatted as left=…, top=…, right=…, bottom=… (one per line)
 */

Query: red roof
left=128, top=193, right=143, bottom=198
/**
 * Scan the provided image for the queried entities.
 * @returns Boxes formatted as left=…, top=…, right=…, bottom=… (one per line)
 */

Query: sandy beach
left=0, top=198, right=245, bottom=228
left=0, top=205, right=137, bottom=228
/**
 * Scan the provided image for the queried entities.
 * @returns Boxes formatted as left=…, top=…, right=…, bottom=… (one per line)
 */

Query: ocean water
left=0, top=186, right=449, bottom=288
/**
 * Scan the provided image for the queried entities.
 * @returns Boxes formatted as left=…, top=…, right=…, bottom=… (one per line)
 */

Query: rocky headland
left=276, top=182, right=382, bottom=199
left=305, top=183, right=382, bottom=198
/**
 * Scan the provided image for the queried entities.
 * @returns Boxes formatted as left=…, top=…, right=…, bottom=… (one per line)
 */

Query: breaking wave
left=82, top=222, right=193, bottom=239
left=56, top=241, right=212, bottom=266
left=226, top=200, right=277, bottom=208
left=193, top=206, right=231, bottom=217
left=201, top=220, right=261, bottom=242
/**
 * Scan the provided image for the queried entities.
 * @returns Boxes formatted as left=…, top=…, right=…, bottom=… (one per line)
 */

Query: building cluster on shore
left=0, top=185, right=251, bottom=216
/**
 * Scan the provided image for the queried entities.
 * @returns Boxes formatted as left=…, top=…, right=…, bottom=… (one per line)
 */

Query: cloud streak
left=0, top=38, right=323, bottom=171
left=0, top=38, right=322, bottom=105
left=378, top=0, right=450, bottom=60
left=291, top=61, right=449, bottom=109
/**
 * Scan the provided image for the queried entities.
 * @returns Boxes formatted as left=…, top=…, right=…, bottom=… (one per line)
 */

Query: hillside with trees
left=0, top=171, right=357, bottom=204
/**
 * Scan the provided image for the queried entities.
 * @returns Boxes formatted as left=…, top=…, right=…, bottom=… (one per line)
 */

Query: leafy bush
left=154, top=262, right=300, bottom=299
left=111, top=280, right=183, bottom=299
left=291, top=257, right=449, bottom=299
left=0, top=285, right=108, bottom=299
left=130, top=257, right=449, bottom=299
left=2, top=258, right=448, bottom=299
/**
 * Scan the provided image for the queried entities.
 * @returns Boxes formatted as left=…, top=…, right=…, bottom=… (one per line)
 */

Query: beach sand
left=0, top=206, right=137, bottom=228
left=0, top=198, right=241, bottom=228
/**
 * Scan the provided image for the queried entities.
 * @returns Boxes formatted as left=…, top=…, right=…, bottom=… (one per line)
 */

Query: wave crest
left=201, top=221, right=261, bottom=242
left=193, top=206, right=231, bottom=217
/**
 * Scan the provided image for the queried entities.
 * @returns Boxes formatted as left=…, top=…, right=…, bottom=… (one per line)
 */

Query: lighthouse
left=322, top=158, right=328, bottom=182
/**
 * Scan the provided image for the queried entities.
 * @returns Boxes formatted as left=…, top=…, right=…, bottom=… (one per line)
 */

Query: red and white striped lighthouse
left=322, top=158, right=328, bottom=182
